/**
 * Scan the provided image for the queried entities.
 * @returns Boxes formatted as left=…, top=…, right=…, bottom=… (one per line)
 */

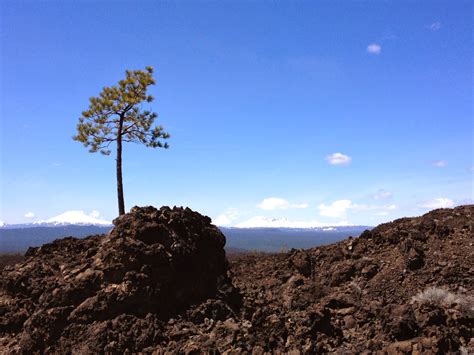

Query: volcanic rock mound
left=0, top=206, right=240, bottom=353
left=230, top=205, right=474, bottom=353
left=1, top=205, right=473, bottom=353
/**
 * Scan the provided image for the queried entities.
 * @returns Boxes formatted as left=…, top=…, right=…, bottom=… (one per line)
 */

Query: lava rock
left=0, top=206, right=240, bottom=353
left=1, top=205, right=472, bottom=353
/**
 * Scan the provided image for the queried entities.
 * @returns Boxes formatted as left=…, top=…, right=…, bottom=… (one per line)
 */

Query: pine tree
left=73, top=67, right=169, bottom=216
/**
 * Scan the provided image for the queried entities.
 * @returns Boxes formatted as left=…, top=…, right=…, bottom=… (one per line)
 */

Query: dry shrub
left=412, top=287, right=474, bottom=314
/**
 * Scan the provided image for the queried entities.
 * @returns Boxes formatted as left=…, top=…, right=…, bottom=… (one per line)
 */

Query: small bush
left=412, top=287, right=474, bottom=314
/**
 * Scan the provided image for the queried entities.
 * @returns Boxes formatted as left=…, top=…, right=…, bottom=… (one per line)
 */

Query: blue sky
left=1, top=1, right=472, bottom=226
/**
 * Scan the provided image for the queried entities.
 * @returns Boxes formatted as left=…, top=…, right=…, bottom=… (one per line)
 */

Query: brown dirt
left=1, top=205, right=473, bottom=354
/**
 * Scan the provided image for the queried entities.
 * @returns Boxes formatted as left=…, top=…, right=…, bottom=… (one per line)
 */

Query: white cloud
left=24, top=212, right=35, bottom=218
left=234, top=216, right=351, bottom=228
left=325, top=152, right=351, bottom=166
left=427, top=22, right=441, bottom=31
left=432, top=160, right=447, bottom=168
left=213, top=208, right=239, bottom=226
left=420, top=198, right=454, bottom=209
left=319, top=199, right=354, bottom=218
left=37, top=210, right=111, bottom=225
left=372, top=190, right=393, bottom=200
left=367, top=43, right=382, bottom=54
left=319, top=199, right=397, bottom=218
left=0, top=221, right=4, bottom=227
left=257, top=197, right=308, bottom=211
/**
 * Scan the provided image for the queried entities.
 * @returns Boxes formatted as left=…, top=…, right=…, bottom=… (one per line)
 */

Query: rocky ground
left=0, top=255, right=23, bottom=270
left=1, top=205, right=473, bottom=354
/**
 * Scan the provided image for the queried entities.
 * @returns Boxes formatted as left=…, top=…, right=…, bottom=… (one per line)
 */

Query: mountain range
left=0, top=221, right=370, bottom=253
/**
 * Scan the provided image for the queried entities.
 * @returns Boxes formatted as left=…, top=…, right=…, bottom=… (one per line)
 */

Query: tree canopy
left=74, top=66, right=169, bottom=155
left=73, top=67, right=170, bottom=215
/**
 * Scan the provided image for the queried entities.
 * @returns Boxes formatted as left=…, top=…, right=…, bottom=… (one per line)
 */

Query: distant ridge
left=0, top=225, right=113, bottom=253
left=0, top=223, right=369, bottom=254
left=232, top=216, right=352, bottom=229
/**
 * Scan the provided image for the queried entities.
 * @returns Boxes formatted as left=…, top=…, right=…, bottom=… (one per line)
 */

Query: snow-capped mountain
left=232, top=216, right=353, bottom=229
left=35, top=210, right=112, bottom=226
left=1, top=211, right=112, bottom=229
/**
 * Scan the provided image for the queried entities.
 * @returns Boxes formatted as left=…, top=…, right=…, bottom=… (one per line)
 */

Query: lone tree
left=73, top=67, right=169, bottom=216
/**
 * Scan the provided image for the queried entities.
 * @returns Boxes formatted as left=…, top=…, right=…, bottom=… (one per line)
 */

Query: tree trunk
left=116, top=117, right=125, bottom=216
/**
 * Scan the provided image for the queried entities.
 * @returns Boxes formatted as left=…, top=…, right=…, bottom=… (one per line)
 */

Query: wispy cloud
left=367, top=43, right=382, bottom=55
left=24, top=212, right=35, bottom=218
left=420, top=197, right=454, bottom=209
left=353, top=203, right=397, bottom=214
left=432, top=160, right=447, bottom=168
left=426, top=22, right=441, bottom=31
left=234, top=216, right=351, bottom=228
left=257, top=197, right=308, bottom=211
left=372, top=190, right=393, bottom=200
left=357, top=204, right=397, bottom=212
left=325, top=152, right=351, bottom=166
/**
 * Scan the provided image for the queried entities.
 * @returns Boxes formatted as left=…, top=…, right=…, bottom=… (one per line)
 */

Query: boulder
left=0, top=206, right=240, bottom=352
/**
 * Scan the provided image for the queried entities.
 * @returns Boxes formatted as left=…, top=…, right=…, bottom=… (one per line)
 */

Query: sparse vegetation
left=349, top=280, right=363, bottom=306
left=412, top=286, right=474, bottom=314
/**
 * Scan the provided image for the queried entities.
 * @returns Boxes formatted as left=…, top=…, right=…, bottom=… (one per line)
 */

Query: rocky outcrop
left=0, top=206, right=240, bottom=353
left=230, top=205, right=473, bottom=353
left=1, top=205, right=473, bottom=353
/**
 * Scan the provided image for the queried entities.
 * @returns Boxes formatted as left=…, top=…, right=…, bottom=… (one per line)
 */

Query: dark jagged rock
left=229, top=205, right=473, bottom=353
left=1, top=205, right=473, bottom=353
left=0, top=206, right=240, bottom=353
